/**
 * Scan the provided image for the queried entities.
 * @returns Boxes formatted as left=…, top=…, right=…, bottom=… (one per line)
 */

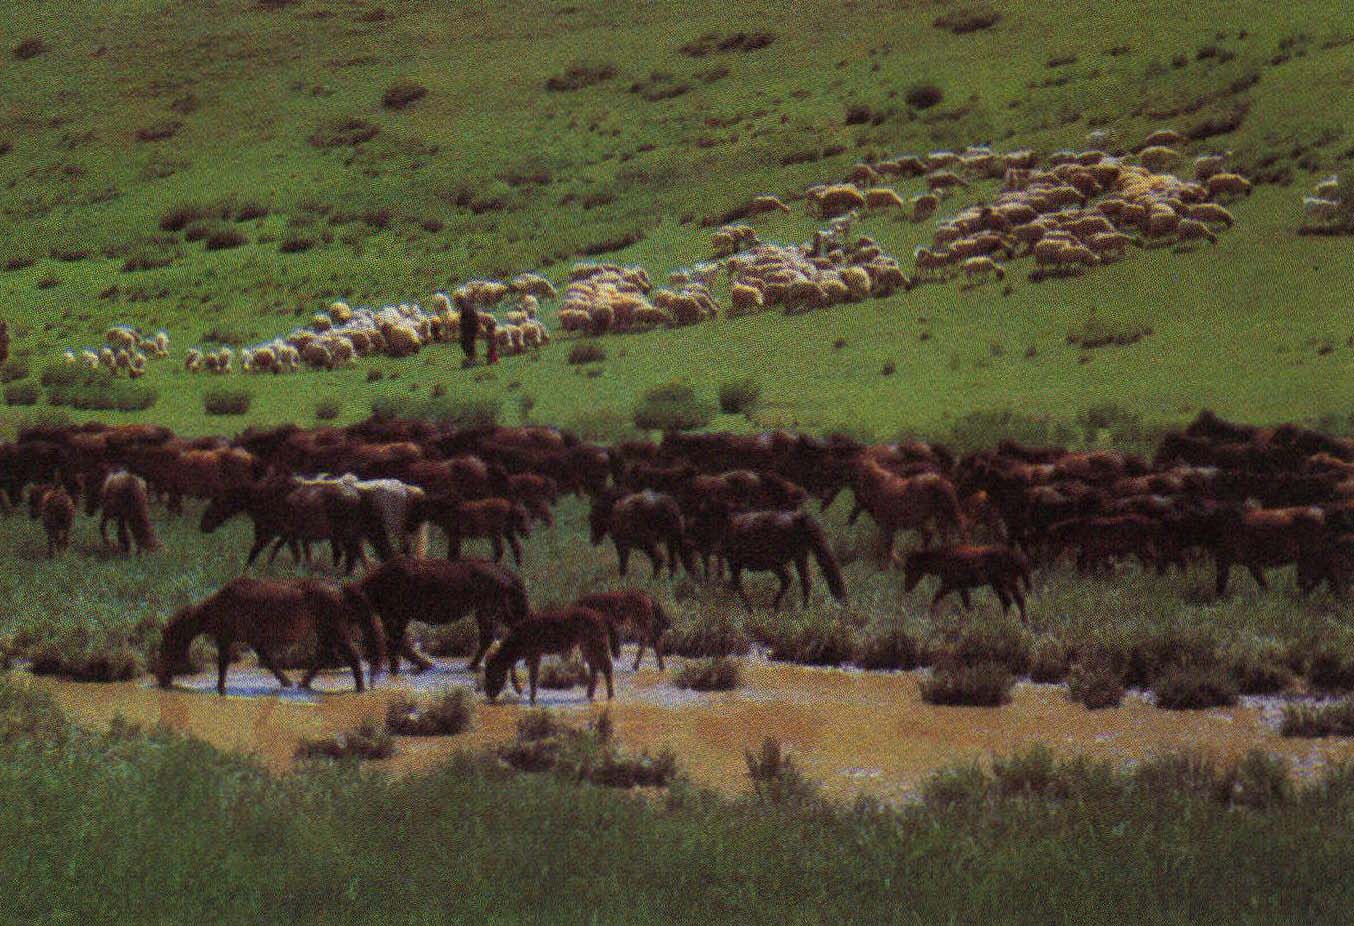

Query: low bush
left=27, top=637, right=144, bottom=683
left=1066, top=659, right=1125, bottom=710
left=764, top=618, right=856, bottom=666
left=308, top=116, right=380, bottom=148
left=382, top=80, right=428, bottom=109
left=135, top=121, right=182, bottom=142
left=496, top=710, right=678, bottom=788
left=633, top=380, right=715, bottom=432
left=385, top=688, right=474, bottom=736
left=279, top=233, right=315, bottom=254
left=4, top=382, right=39, bottom=406
left=545, top=61, right=617, bottom=92
left=203, top=389, right=252, bottom=416
left=920, top=661, right=1014, bottom=706
left=1281, top=699, right=1354, bottom=738
left=665, top=613, right=751, bottom=658
left=1225, top=639, right=1293, bottom=695
left=905, top=84, right=944, bottom=109
left=933, top=6, right=1001, bottom=34
left=45, top=373, right=157, bottom=411
left=672, top=657, right=742, bottom=691
left=1028, top=637, right=1072, bottom=683
left=1152, top=666, right=1238, bottom=710
left=12, top=37, right=48, bottom=60
left=538, top=657, right=589, bottom=689
left=718, top=377, right=762, bottom=415
left=314, top=398, right=340, bottom=420
left=0, top=360, right=28, bottom=383
left=568, top=342, right=607, bottom=365
left=371, top=395, right=500, bottom=428
left=296, top=720, right=395, bottom=761
left=204, top=227, right=247, bottom=251
left=933, top=623, right=1031, bottom=675
left=745, top=737, right=819, bottom=806
left=853, top=624, right=923, bottom=671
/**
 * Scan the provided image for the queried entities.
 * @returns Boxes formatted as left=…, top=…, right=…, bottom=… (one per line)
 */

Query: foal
left=903, top=545, right=1032, bottom=621
left=28, top=484, right=74, bottom=557
left=574, top=589, right=671, bottom=670
left=483, top=605, right=614, bottom=704
left=155, top=577, right=385, bottom=695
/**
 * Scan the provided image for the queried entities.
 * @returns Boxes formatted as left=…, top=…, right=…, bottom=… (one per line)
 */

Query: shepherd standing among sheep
left=458, top=295, right=479, bottom=366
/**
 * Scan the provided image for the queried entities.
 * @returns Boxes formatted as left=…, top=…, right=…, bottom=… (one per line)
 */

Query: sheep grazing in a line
left=910, top=194, right=940, bottom=223
left=807, top=184, right=867, bottom=218
left=746, top=194, right=791, bottom=216
left=1144, top=128, right=1187, bottom=149
left=963, top=256, right=1005, bottom=283
left=864, top=188, right=906, bottom=211
left=1206, top=172, right=1251, bottom=200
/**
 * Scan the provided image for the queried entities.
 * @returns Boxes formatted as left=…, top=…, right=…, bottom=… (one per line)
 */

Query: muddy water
left=31, top=653, right=1354, bottom=802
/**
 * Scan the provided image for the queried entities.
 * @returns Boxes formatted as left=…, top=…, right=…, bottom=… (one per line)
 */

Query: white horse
left=297, top=473, right=428, bottom=560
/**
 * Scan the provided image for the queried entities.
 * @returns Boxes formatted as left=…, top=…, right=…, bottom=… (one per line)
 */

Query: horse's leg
left=930, top=584, right=951, bottom=615
left=847, top=501, right=865, bottom=526
left=117, top=517, right=131, bottom=554
left=216, top=645, right=230, bottom=695
left=1215, top=555, right=1231, bottom=597
left=1247, top=564, right=1269, bottom=591
left=257, top=647, right=294, bottom=689
left=509, top=534, right=523, bottom=567
left=880, top=528, right=897, bottom=567
left=643, top=542, right=664, bottom=578
left=245, top=531, right=271, bottom=568
left=468, top=616, right=492, bottom=671
left=795, top=555, right=812, bottom=605
left=265, top=536, right=287, bottom=567
left=491, top=535, right=504, bottom=563
left=401, top=638, right=434, bottom=673
left=820, top=486, right=842, bottom=512
left=771, top=565, right=794, bottom=611
left=528, top=656, right=541, bottom=705
left=334, top=633, right=364, bottom=692
left=99, top=513, right=111, bottom=547
left=653, top=631, right=665, bottom=672
left=616, top=541, right=630, bottom=577
left=959, top=587, right=972, bottom=610
left=1013, top=586, right=1028, bottom=623
left=729, top=565, right=753, bottom=611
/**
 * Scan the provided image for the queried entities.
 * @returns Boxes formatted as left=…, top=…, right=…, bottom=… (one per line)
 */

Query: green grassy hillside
left=1, top=0, right=1352, bottom=438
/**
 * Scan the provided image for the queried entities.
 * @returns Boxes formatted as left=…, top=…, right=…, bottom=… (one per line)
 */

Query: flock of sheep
left=63, top=327, right=171, bottom=378
left=556, top=263, right=718, bottom=334
left=172, top=274, right=554, bottom=376
left=1302, top=173, right=1348, bottom=229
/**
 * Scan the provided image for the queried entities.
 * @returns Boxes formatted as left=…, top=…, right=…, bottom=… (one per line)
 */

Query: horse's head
left=482, top=648, right=511, bottom=703
left=199, top=487, right=246, bottom=533
left=155, top=606, right=199, bottom=688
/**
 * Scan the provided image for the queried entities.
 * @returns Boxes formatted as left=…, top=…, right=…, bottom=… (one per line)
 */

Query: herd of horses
left=5, top=409, right=1354, bottom=701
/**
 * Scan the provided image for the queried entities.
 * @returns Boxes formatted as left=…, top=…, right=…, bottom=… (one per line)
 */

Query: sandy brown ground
left=29, top=651, right=1354, bottom=802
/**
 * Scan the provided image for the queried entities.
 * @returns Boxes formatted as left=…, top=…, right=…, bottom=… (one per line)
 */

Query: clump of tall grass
left=671, top=656, right=741, bottom=691
left=1152, top=666, right=1238, bottom=710
left=385, top=688, right=474, bottom=737
left=1281, top=699, right=1354, bottom=738
left=1066, top=658, right=1125, bottom=709
left=495, top=709, right=679, bottom=788
left=745, top=737, right=819, bottom=806
left=920, top=662, right=1014, bottom=706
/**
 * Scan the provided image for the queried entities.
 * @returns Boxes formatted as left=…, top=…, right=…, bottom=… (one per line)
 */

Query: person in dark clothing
left=458, top=297, right=479, bottom=366
left=0, top=320, right=9, bottom=367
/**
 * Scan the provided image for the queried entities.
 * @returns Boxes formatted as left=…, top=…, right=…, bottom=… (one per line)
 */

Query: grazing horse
left=200, top=477, right=390, bottom=574
left=589, top=489, right=694, bottom=578
left=413, top=495, right=533, bottom=565
left=483, top=605, right=614, bottom=704
left=700, top=506, right=847, bottom=610
left=155, top=577, right=385, bottom=695
left=574, top=589, right=671, bottom=670
left=850, top=458, right=966, bottom=562
left=27, top=484, right=74, bottom=557
left=350, top=556, right=530, bottom=674
left=1212, top=505, right=1328, bottom=596
left=1046, top=515, right=1160, bottom=573
left=296, top=473, right=428, bottom=558
left=903, top=545, right=1031, bottom=620
left=98, top=471, right=160, bottom=554
left=506, top=473, right=559, bottom=526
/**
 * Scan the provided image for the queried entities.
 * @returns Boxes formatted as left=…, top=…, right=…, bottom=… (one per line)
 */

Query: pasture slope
left=0, top=0, right=1352, bottom=437
left=4, top=2, right=1354, bottom=923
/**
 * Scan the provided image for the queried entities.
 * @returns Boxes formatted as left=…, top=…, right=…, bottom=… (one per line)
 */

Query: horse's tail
left=802, top=514, right=847, bottom=601
left=345, top=586, right=386, bottom=680
left=128, top=485, right=161, bottom=552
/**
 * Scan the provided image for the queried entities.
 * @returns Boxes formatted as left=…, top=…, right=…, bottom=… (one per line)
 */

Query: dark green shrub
left=1067, top=659, right=1125, bottom=709
left=764, top=619, right=856, bottom=666
left=853, top=625, right=923, bottom=671
left=633, top=380, right=715, bottom=432
left=382, top=80, right=428, bottom=109
left=933, top=6, right=1001, bottom=34
left=204, top=227, right=247, bottom=250
left=545, top=61, right=617, bottom=92
left=920, top=661, right=1014, bottom=706
left=666, top=613, right=751, bottom=658
left=4, top=382, right=39, bottom=406
left=538, top=657, right=589, bottom=689
left=315, top=398, right=340, bottom=420
left=1152, top=666, right=1238, bottom=710
left=308, top=116, right=380, bottom=148
left=203, top=389, right=252, bottom=415
left=1281, top=699, right=1354, bottom=738
left=1028, top=638, right=1072, bottom=683
left=0, top=360, right=29, bottom=383
left=672, top=657, right=742, bottom=691
left=13, top=37, right=48, bottom=60
left=385, top=689, right=474, bottom=736
left=718, top=377, right=762, bottom=415
left=45, top=371, right=157, bottom=411
left=296, top=720, right=394, bottom=760
left=568, top=342, right=607, bottom=365
left=1226, top=641, right=1293, bottom=695
left=934, top=623, right=1031, bottom=675
left=279, top=233, right=315, bottom=254
left=1305, top=646, right=1354, bottom=692
left=905, top=84, right=944, bottom=109
left=745, top=737, right=818, bottom=806
left=1228, top=749, right=1291, bottom=810
left=370, top=395, right=499, bottom=428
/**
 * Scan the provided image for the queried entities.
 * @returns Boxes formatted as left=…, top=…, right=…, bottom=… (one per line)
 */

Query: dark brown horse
left=350, top=556, right=530, bottom=674
left=850, top=457, right=966, bottom=563
left=506, top=472, right=559, bottom=526
left=1046, top=514, right=1160, bottom=573
left=483, top=605, right=614, bottom=704
left=155, top=577, right=385, bottom=694
left=413, top=495, right=532, bottom=565
left=575, top=589, right=671, bottom=670
left=698, top=505, right=847, bottom=610
left=589, top=489, right=695, bottom=578
left=1212, top=505, right=1328, bottom=596
left=98, top=471, right=160, bottom=554
left=200, top=477, right=390, bottom=574
left=903, top=545, right=1031, bottom=620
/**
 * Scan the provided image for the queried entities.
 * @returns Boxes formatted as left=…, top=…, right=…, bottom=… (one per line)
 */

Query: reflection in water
left=31, top=654, right=1354, bottom=801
